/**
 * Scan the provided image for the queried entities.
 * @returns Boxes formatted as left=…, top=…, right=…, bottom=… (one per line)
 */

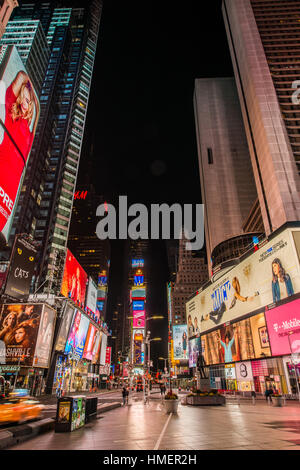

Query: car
left=0, top=391, right=44, bottom=425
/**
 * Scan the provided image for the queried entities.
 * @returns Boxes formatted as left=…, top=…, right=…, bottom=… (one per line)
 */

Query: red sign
left=61, top=249, right=88, bottom=308
left=265, top=298, right=300, bottom=356
left=105, top=346, right=111, bottom=365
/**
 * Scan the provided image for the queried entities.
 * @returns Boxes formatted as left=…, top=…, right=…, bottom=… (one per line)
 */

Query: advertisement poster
left=55, top=304, right=75, bottom=352
left=33, top=305, right=56, bottom=368
left=64, top=310, right=90, bottom=359
left=97, top=286, right=107, bottom=300
left=4, top=236, right=37, bottom=300
left=99, top=332, right=107, bottom=365
left=0, top=303, right=42, bottom=366
left=133, top=330, right=144, bottom=365
left=0, top=45, right=40, bottom=243
left=235, top=361, right=253, bottom=382
left=61, top=249, right=88, bottom=307
left=249, top=312, right=271, bottom=358
left=105, top=346, right=111, bottom=365
left=131, top=286, right=146, bottom=299
left=188, top=337, right=201, bottom=368
left=133, top=309, right=145, bottom=328
left=86, top=277, right=97, bottom=314
left=92, top=330, right=102, bottom=364
left=58, top=401, right=71, bottom=423
left=186, top=228, right=300, bottom=334
left=172, top=324, right=188, bottom=360
left=265, top=298, right=300, bottom=357
left=83, top=322, right=97, bottom=361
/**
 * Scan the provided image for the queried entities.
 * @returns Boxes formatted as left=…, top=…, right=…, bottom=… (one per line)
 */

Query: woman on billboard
left=0, top=69, right=39, bottom=234
left=271, top=258, right=294, bottom=303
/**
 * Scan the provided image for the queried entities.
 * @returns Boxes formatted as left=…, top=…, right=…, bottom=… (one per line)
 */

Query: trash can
left=85, top=396, right=98, bottom=422
left=55, top=395, right=86, bottom=432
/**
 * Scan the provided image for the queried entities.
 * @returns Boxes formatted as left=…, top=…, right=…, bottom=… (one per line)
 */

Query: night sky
left=76, top=0, right=233, bottom=367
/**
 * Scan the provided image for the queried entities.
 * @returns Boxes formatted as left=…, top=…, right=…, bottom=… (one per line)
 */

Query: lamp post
left=287, top=331, right=300, bottom=402
left=143, top=333, right=161, bottom=403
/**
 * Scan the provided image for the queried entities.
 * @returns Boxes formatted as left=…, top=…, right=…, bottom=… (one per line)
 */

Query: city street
left=6, top=393, right=300, bottom=450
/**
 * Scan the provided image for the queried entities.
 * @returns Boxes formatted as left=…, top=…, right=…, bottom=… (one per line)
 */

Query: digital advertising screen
left=83, top=322, right=98, bottom=361
left=97, top=300, right=104, bottom=311
left=64, top=310, right=90, bottom=359
left=265, top=298, right=300, bottom=357
left=188, top=337, right=201, bottom=368
left=105, top=346, right=112, bottom=365
left=0, top=45, right=40, bottom=243
left=186, top=228, right=300, bottom=334
left=131, top=286, right=146, bottom=299
left=173, top=324, right=188, bottom=360
left=133, top=309, right=145, bottom=328
left=61, top=249, right=88, bottom=307
left=92, top=330, right=102, bottom=364
left=99, top=332, right=107, bottom=365
left=249, top=312, right=271, bottom=358
left=134, top=332, right=144, bottom=365
left=86, top=277, right=97, bottom=314
left=55, top=304, right=75, bottom=352
left=134, top=275, right=144, bottom=286
left=98, top=275, right=107, bottom=286
left=4, top=235, right=37, bottom=301
left=33, top=305, right=56, bottom=368
left=97, top=286, right=107, bottom=300
left=0, top=303, right=42, bottom=366
left=132, top=300, right=144, bottom=310
left=132, top=259, right=144, bottom=268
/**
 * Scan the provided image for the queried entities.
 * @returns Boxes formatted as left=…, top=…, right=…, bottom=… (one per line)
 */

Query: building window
left=207, top=148, right=213, bottom=165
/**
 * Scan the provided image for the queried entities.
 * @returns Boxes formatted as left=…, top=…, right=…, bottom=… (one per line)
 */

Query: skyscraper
left=4, top=1, right=103, bottom=295
left=194, top=77, right=263, bottom=274
left=222, top=0, right=300, bottom=236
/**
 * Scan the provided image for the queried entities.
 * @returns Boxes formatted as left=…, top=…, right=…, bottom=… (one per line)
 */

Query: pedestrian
left=160, top=384, right=163, bottom=396
left=265, top=386, right=273, bottom=403
left=126, top=387, right=129, bottom=405
left=122, top=386, right=127, bottom=406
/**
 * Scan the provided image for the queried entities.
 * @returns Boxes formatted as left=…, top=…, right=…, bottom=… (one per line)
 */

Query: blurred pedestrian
left=122, top=386, right=127, bottom=406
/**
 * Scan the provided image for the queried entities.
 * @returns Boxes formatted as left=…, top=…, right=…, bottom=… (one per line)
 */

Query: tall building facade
left=0, top=19, right=50, bottom=93
left=222, top=0, right=300, bottom=236
left=194, top=77, right=263, bottom=274
left=0, top=0, right=18, bottom=39
left=5, top=1, right=103, bottom=296
left=171, top=236, right=208, bottom=326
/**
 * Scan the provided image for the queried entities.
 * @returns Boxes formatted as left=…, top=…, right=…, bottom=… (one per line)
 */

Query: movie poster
left=55, top=304, right=75, bottom=352
left=0, top=303, right=42, bottom=366
left=33, top=305, right=56, bottom=368
left=64, top=310, right=90, bottom=359
left=173, top=324, right=188, bottom=360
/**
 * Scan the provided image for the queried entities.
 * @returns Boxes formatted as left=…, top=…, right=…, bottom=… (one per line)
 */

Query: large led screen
left=133, top=310, right=145, bottom=328
left=33, top=305, right=56, bottom=368
left=188, top=337, right=201, bottom=368
left=55, top=304, right=75, bottom=352
left=61, top=249, right=88, bottom=307
left=186, top=228, right=300, bottom=335
left=0, top=46, right=40, bottom=242
left=86, top=277, right=97, bottom=314
left=133, top=330, right=144, bottom=365
left=99, top=332, right=107, bottom=365
left=265, top=298, right=300, bottom=357
left=131, top=286, right=146, bottom=299
left=0, top=303, right=42, bottom=366
left=64, top=310, right=90, bottom=359
left=173, top=324, right=188, bottom=360
left=83, top=322, right=98, bottom=361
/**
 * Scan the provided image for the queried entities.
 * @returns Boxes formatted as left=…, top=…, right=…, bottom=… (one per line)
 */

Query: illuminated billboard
left=64, top=309, right=90, bottom=359
left=0, top=46, right=40, bottom=243
left=132, top=259, right=144, bottom=268
left=133, top=310, right=145, bottom=328
left=0, top=303, right=43, bottom=366
left=186, top=228, right=300, bottom=335
left=86, top=277, right=97, bottom=314
left=4, top=235, right=37, bottom=301
left=133, top=330, right=144, bottom=365
left=99, top=332, right=107, bottom=365
left=83, top=322, right=98, bottom=361
left=134, top=275, right=144, bottom=286
left=55, top=303, right=75, bottom=352
left=131, top=286, right=146, bottom=299
left=61, top=249, right=88, bottom=308
left=265, top=298, right=300, bottom=357
left=172, top=324, right=188, bottom=360
left=33, top=305, right=56, bottom=368
left=189, top=337, right=201, bottom=368
left=132, top=300, right=144, bottom=310
left=97, top=286, right=107, bottom=300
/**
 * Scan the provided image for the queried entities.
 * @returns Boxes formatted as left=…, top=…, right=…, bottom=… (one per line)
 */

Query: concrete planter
left=164, top=399, right=179, bottom=414
left=186, top=395, right=225, bottom=406
left=273, top=397, right=283, bottom=407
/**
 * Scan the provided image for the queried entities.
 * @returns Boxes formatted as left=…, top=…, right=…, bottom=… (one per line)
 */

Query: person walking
left=125, top=387, right=129, bottom=405
left=122, top=386, right=127, bottom=406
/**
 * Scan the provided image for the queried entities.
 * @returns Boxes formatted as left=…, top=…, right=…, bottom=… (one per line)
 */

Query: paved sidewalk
left=7, top=393, right=300, bottom=450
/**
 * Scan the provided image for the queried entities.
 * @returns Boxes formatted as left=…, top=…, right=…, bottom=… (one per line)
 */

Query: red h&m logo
left=74, top=191, right=87, bottom=200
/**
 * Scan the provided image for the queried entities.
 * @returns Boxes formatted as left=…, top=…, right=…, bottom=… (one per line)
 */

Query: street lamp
left=143, top=333, right=161, bottom=403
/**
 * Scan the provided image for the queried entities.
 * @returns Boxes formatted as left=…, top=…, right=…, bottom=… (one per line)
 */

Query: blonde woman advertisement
left=0, top=48, right=39, bottom=240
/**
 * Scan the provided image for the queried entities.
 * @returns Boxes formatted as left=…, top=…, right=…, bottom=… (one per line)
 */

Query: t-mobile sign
left=265, top=298, right=300, bottom=356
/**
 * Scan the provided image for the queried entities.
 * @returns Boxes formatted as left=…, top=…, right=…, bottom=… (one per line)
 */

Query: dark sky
left=77, top=0, right=233, bottom=367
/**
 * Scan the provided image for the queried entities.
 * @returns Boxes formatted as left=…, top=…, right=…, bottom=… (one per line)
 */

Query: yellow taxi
left=0, top=390, right=44, bottom=425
